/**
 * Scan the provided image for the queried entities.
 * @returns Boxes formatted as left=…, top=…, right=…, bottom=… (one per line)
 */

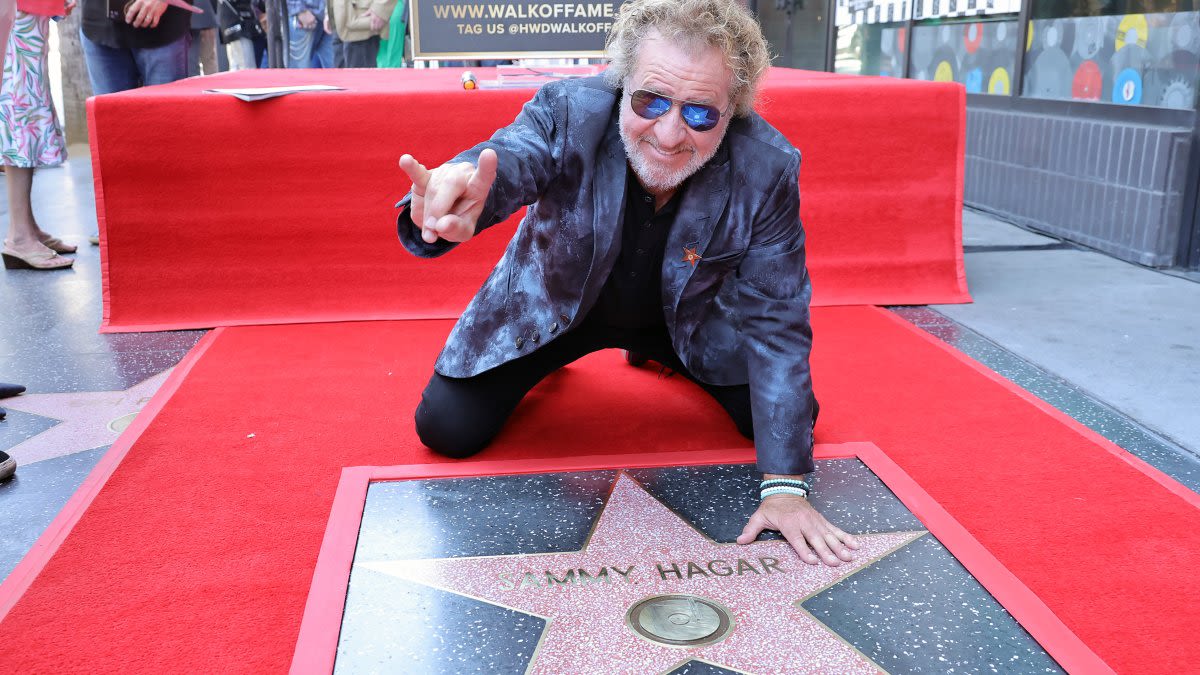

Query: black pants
left=415, top=319, right=753, bottom=458
left=332, top=34, right=380, bottom=68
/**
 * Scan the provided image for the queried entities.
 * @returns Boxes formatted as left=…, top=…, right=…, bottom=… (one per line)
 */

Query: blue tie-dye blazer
left=398, top=75, right=817, bottom=475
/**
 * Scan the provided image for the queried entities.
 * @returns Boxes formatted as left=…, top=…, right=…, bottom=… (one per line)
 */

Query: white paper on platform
left=203, top=85, right=345, bottom=102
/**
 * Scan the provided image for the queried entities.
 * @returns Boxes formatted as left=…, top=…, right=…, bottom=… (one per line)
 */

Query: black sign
left=411, top=0, right=627, bottom=59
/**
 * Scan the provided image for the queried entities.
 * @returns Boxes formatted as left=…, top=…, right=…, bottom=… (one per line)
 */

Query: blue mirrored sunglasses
left=629, top=89, right=727, bottom=132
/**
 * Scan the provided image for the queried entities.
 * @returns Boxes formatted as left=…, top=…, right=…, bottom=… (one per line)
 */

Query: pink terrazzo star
left=361, top=473, right=925, bottom=675
left=1, top=370, right=170, bottom=465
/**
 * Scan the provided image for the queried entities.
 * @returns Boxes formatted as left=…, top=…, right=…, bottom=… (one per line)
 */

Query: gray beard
left=619, top=105, right=725, bottom=193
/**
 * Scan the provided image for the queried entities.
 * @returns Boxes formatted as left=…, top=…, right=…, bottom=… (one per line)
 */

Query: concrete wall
left=964, top=106, right=1193, bottom=268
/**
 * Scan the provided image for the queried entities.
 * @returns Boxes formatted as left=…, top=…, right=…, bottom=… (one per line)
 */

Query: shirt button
left=636, top=248, right=646, bottom=255
left=643, top=195, right=652, bottom=203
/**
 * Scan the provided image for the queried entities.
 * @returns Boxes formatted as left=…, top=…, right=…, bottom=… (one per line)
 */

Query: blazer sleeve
left=735, top=150, right=818, bottom=476
left=397, top=82, right=566, bottom=258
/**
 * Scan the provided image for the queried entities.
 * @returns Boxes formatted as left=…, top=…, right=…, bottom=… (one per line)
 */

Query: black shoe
left=0, top=450, right=14, bottom=482
left=0, top=382, right=25, bottom=399
left=625, top=351, right=649, bottom=367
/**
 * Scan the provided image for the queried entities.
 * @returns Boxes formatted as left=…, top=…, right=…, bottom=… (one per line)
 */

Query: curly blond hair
left=604, top=0, right=771, bottom=117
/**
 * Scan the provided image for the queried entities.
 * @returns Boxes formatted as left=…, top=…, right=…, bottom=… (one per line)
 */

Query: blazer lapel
left=584, top=118, right=627, bottom=298
left=663, top=142, right=732, bottom=330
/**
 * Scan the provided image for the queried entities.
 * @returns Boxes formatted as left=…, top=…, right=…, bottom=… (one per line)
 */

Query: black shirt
left=584, top=167, right=683, bottom=342
left=82, top=0, right=193, bottom=50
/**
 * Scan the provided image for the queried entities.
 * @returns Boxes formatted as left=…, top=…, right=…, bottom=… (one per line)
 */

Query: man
left=397, top=0, right=859, bottom=567
left=286, top=0, right=332, bottom=67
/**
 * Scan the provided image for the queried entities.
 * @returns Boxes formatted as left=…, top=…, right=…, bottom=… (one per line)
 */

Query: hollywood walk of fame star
left=682, top=247, right=703, bottom=266
left=360, top=474, right=925, bottom=675
left=0, top=369, right=171, bottom=465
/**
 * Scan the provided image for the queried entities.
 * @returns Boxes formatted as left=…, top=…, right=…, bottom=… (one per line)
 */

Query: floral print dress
left=0, top=11, right=67, bottom=168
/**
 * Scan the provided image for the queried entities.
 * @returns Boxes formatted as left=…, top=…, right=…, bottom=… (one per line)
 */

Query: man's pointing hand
left=399, top=148, right=498, bottom=244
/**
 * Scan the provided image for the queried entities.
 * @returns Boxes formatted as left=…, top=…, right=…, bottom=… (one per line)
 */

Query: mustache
left=638, top=137, right=697, bottom=156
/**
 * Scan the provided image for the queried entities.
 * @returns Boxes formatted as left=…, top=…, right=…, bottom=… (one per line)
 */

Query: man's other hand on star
left=736, top=481, right=860, bottom=566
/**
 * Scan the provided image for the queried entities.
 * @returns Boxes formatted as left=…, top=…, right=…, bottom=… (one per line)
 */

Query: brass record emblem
left=625, top=595, right=735, bottom=647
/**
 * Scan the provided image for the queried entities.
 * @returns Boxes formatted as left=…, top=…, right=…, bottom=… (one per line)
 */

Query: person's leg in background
left=132, top=32, right=191, bottom=86
left=80, top=29, right=141, bottom=94
left=330, top=30, right=343, bottom=68
left=187, top=28, right=218, bottom=75
left=252, top=33, right=266, bottom=66
left=187, top=0, right=220, bottom=74
left=227, top=35, right=259, bottom=69
left=309, top=13, right=332, bottom=67
left=286, top=13, right=314, bottom=67
left=3, top=167, right=73, bottom=269
left=215, top=29, right=228, bottom=70
left=341, top=35, right=379, bottom=67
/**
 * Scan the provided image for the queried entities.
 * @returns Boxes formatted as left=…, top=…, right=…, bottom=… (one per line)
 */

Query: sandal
left=40, top=235, right=78, bottom=254
left=2, top=243, right=74, bottom=270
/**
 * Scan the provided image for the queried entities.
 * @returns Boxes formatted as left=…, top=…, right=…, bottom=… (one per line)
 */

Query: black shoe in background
left=0, top=450, right=15, bottom=482
left=0, top=383, right=26, bottom=399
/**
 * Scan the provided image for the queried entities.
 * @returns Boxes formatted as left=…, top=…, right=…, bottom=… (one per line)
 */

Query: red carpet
left=1, top=307, right=1196, bottom=673
left=91, top=68, right=967, bottom=332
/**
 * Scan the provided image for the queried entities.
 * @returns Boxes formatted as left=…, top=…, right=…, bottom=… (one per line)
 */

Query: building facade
left=749, top=0, right=1200, bottom=270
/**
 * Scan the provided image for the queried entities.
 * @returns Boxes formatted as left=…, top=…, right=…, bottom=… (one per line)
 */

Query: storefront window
left=836, top=22, right=908, bottom=76
left=757, top=0, right=831, bottom=70
left=1032, top=0, right=1193, bottom=20
left=909, top=19, right=1022, bottom=93
left=915, top=0, right=1022, bottom=20
left=1022, top=9, right=1200, bottom=108
left=833, top=0, right=915, bottom=76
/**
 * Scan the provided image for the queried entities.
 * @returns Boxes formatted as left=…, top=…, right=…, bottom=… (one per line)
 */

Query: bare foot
left=37, top=232, right=78, bottom=254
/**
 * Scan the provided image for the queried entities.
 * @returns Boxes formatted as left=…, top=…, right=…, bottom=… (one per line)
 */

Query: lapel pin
left=682, top=247, right=703, bottom=267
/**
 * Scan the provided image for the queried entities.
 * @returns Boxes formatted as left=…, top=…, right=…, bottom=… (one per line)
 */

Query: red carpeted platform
left=1, top=307, right=1196, bottom=673
left=90, top=68, right=968, bottom=332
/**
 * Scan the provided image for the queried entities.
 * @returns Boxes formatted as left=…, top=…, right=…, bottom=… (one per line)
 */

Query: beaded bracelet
left=760, top=478, right=812, bottom=500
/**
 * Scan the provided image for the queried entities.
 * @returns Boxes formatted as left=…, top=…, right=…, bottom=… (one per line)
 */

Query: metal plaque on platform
left=410, top=0, right=627, bottom=60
